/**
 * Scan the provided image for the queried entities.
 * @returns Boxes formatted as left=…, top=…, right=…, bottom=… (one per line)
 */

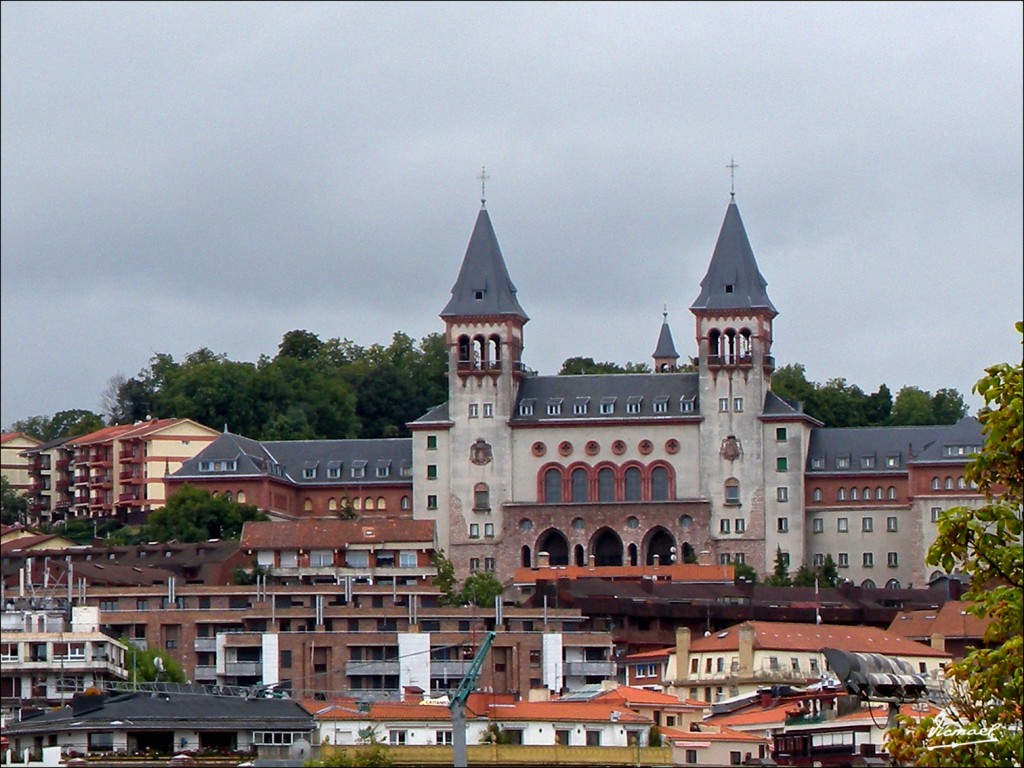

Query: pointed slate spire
left=652, top=307, right=679, bottom=361
left=441, top=208, right=528, bottom=321
left=691, top=200, right=776, bottom=314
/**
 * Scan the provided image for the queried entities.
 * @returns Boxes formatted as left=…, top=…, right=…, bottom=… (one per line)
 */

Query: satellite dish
left=289, top=739, right=310, bottom=760
left=154, top=657, right=165, bottom=673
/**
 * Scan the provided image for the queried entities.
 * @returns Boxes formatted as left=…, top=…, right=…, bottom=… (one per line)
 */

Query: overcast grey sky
left=2, top=1, right=1022, bottom=429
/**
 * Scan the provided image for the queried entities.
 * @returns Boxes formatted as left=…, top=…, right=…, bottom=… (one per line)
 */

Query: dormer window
left=573, top=397, right=590, bottom=415
left=811, top=458, right=825, bottom=469
left=654, top=396, right=669, bottom=413
left=861, top=456, right=875, bottom=469
left=835, top=456, right=850, bottom=469
left=887, top=455, right=901, bottom=468
left=474, top=290, right=484, bottom=300
left=600, top=397, right=616, bottom=415
left=626, top=396, right=642, bottom=414
left=680, top=397, right=695, bottom=413
left=519, top=399, right=535, bottom=417
left=546, top=399, right=563, bottom=416
left=327, top=461, right=342, bottom=479
left=376, top=460, right=391, bottom=478
left=351, top=460, right=367, bottom=479
left=302, top=462, right=318, bottom=480
left=725, top=284, right=734, bottom=293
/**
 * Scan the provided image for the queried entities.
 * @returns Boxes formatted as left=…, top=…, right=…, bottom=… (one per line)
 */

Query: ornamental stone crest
left=470, top=438, right=493, bottom=466
left=720, top=435, right=742, bottom=461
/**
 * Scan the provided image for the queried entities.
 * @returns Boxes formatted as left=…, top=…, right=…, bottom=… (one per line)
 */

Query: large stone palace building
left=165, top=195, right=983, bottom=587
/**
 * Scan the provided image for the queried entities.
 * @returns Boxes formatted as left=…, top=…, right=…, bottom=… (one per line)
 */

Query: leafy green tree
left=887, top=322, right=1022, bottom=766
left=813, top=378, right=869, bottom=428
left=1, top=477, right=28, bottom=525
left=459, top=571, right=504, bottom=607
left=818, top=554, right=839, bottom=588
left=791, top=563, right=817, bottom=587
left=890, top=385, right=937, bottom=425
left=142, top=485, right=266, bottom=542
left=558, top=357, right=630, bottom=375
left=277, top=329, right=324, bottom=361
left=733, top=561, right=758, bottom=585
left=931, top=387, right=969, bottom=425
left=120, top=638, right=187, bottom=685
left=432, top=550, right=458, bottom=606
left=770, top=363, right=817, bottom=408
left=9, top=410, right=106, bottom=441
left=864, top=383, right=893, bottom=425
left=764, top=547, right=792, bottom=586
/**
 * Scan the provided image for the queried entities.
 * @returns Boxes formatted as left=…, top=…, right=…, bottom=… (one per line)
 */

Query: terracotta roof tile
left=888, top=601, right=990, bottom=640
left=595, top=686, right=703, bottom=709
left=624, top=646, right=675, bottom=661
left=241, top=519, right=435, bottom=550
left=661, top=724, right=768, bottom=743
left=689, top=620, right=950, bottom=658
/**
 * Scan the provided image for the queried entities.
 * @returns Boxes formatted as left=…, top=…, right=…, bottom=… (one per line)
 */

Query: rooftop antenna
left=727, top=157, right=739, bottom=200
left=662, top=303, right=668, bottom=323
left=477, top=166, right=489, bottom=208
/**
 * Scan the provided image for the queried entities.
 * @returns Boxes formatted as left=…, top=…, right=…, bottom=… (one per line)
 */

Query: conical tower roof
left=440, top=208, right=528, bottom=321
left=691, top=200, right=776, bottom=314
left=652, top=313, right=679, bottom=360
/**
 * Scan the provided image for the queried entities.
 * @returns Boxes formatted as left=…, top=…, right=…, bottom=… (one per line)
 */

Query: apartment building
left=663, top=621, right=950, bottom=704
left=0, top=604, right=129, bottom=713
left=18, top=419, right=219, bottom=525
left=2, top=432, right=42, bottom=496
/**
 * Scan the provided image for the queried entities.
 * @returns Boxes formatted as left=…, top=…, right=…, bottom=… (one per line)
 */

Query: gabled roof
left=660, top=723, right=768, bottom=743
left=1, top=432, right=43, bottom=446
left=623, top=646, right=676, bottom=662
left=887, top=601, right=990, bottom=641
left=594, top=686, right=703, bottom=710
left=240, top=519, right=435, bottom=550
left=485, top=699, right=652, bottom=724
left=1, top=691, right=315, bottom=736
left=691, top=201, right=776, bottom=314
left=688, top=620, right=950, bottom=658
left=440, top=208, right=528, bottom=321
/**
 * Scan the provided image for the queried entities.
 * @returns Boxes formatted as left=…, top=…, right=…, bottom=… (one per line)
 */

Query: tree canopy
left=141, top=485, right=267, bottom=542
left=887, top=322, right=1022, bottom=766
left=770, top=363, right=967, bottom=427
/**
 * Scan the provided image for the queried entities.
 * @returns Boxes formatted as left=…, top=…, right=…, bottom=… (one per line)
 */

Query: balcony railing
left=345, top=660, right=400, bottom=676
left=564, top=660, right=617, bottom=677
left=194, top=637, right=217, bottom=653
left=224, top=661, right=262, bottom=677
left=193, top=665, right=217, bottom=681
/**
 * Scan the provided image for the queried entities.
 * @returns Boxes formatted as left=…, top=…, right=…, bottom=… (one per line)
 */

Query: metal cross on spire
left=477, top=166, right=490, bottom=208
left=727, top=157, right=739, bottom=199
left=663, top=303, right=668, bottom=322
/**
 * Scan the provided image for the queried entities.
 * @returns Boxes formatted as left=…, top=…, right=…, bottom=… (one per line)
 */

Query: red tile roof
left=486, top=700, right=651, bottom=724
left=624, top=646, right=675, bottom=661
left=705, top=702, right=793, bottom=729
left=888, top=601, right=990, bottom=641
left=689, top=621, right=950, bottom=658
left=241, top=519, right=435, bottom=550
left=660, top=724, right=768, bottom=743
left=594, top=686, right=704, bottom=710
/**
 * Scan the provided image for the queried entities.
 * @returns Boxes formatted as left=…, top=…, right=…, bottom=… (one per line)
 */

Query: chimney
left=738, top=623, right=755, bottom=675
left=676, top=627, right=691, bottom=679
left=652, top=554, right=661, bottom=568
left=698, top=549, right=711, bottom=566
left=402, top=685, right=424, bottom=703
left=537, top=551, right=550, bottom=569
left=528, top=687, right=551, bottom=702
left=588, top=554, right=596, bottom=570
left=930, top=633, right=946, bottom=653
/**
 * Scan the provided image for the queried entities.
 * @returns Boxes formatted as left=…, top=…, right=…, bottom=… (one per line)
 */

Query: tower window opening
left=725, top=284, right=734, bottom=293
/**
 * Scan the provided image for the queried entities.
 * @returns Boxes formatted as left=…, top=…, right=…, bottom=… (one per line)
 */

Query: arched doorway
left=521, top=546, right=531, bottom=568
left=538, top=529, right=570, bottom=566
left=574, top=544, right=585, bottom=567
left=627, top=543, right=638, bottom=567
left=592, top=528, right=624, bottom=567
left=645, top=527, right=677, bottom=565
left=681, top=541, right=696, bottom=563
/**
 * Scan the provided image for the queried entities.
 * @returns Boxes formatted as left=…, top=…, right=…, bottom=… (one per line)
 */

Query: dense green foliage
left=771, top=363, right=967, bottom=427
left=887, top=323, right=1023, bottom=766
left=1, top=477, right=29, bottom=525
left=142, top=484, right=267, bottom=542
left=558, top=356, right=653, bottom=374
left=764, top=547, right=792, bottom=586
left=458, top=571, right=504, bottom=607
left=8, top=409, right=106, bottom=442
left=118, top=638, right=187, bottom=685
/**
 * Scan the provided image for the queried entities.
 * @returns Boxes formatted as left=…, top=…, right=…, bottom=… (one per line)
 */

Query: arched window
left=651, top=466, right=669, bottom=501
left=628, top=543, right=638, bottom=567
left=738, top=328, right=753, bottom=360
left=472, top=335, right=486, bottom=368
left=679, top=515, right=693, bottom=530
left=303, top=498, right=313, bottom=512
left=837, top=487, right=846, bottom=501
left=328, top=498, right=337, bottom=512
left=364, top=497, right=374, bottom=510
left=538, top=530, right=570, bottom=566
left=875, top=487, right=884, bottom=500
left=886, top=579, right=901, bottom=590
left=377, top=497, right=386, bottom=510
left=593, top=528, right=624, bottom=567
left=521, top=546, right=531, bottom=568
left=709, top=329, right=722, bottom=361
left=223, top=491, right=232, bottom=502
left=931, top=476, right=940, bottom=491
left=957, top=476, right=966, bottom=490
left=571, top=468, right=588, bottom=503
left=725, top=478, right=740, bottom=505
left=850, top=487, right=859, bottom=501
left=400, top=496, right=411, bottom=511
left=888, top=486, right=897, bottom=500
left=574, top=544, right=585, bottom=567
left=812, top=488, right=823, bottom=502
left=353, top=497, right=362, bottom=510
left=488, top=334, right=501, bottom=368
left=458, top=335, right=471, bottom=364
left=624, top=467, right=642, bottom=501
left=598, top=468, right=615, bottom=502
left=544, top=468, right=563, bottom=503
left=944, top=476, right=953, bottom=490
left=861, top=579, right=876, bottom=589
left=237, top=490, right=246, bottom=503
left=723, top=329, right=737, bottom=364
left=863, top=487, right=871, bottom=500
left=474, top=483, right=490, bottom=511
